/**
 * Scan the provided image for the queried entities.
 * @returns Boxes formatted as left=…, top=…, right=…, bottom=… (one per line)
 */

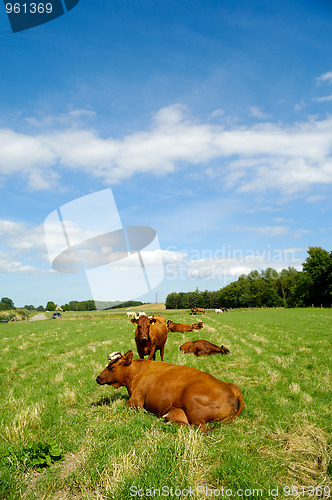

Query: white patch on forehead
left=108, top=351, right=122, bottom=361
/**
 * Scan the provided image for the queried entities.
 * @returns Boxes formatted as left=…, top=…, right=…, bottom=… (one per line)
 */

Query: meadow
left=0, top=308, right=331, bottom=499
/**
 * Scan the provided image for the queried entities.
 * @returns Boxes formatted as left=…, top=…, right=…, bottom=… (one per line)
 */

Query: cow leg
left=147, top=345, right=157, bottom=361
left=162, top=408, right=189, bottom=427
left=190, top=421, right=207, bottom=432
left=136, top=343, right=145, bottom=359
left=126, top=392, right=144, bottom=409
left=160, top=345, right=165, bottom=361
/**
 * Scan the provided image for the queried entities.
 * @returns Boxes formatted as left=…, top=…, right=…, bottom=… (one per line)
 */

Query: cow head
left=220, top=345, right=230, bottom=355
left=131, top=315, right=156, bottom=341
left=96, top=350, right=133, bottom=387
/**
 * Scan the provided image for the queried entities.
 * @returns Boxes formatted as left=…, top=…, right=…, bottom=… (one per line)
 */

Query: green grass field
left=0, top=308, right=331, bottom=499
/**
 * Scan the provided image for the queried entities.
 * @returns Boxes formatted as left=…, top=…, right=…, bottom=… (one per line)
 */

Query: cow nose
left=142, top=336, right=147, bottom=340
left=96, top=377, right=101, bottom=384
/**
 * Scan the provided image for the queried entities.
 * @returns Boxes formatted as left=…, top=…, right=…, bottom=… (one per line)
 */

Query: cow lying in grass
left=191, top=322, right=203, bottom=330
left=180, top=340, right=230, bottom=356
left=167, top=320, right=203, bottom=332
left=167, top=320, right=193, bottom=332
left=96, top=350, right=244, bottom=431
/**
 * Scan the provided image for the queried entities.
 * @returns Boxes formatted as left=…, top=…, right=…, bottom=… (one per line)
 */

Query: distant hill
left=111, top=303, right=166, bottom=312
left=94, top=300, right=122, bottom=310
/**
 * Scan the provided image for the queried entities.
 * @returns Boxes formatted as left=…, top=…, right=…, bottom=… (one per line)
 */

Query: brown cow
left=180, top=340, right=230, bottom=356
left=96, top=350, right=244, bottom=431
left=167, top=320, right=193, bottom=332
left=191, top=307, right=205, bottom=314
left=191, top=321, right=203, bottom=330
left=132, top=315, right=167, bottom=361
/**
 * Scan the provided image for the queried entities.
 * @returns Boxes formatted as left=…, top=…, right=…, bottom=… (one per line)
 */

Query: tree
left=187, top=290, right=200, bottom=308
left=277, top=267, right=299, bottom=307
left=289, top=272, right=312, bottom=307
left=46, top=301, right=56, bottom=311
left=179, top=292, right=189, bottom=309
left=1, top=297, right=15, bottom=310
left=85, top=300, right=97, bottom=311
left=301, top=247, right=332, bottom=307
left=165, top=293, right=178, bottom=309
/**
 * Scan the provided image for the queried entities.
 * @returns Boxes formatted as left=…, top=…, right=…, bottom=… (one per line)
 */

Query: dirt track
left=29, top=313, right=48, bottom=321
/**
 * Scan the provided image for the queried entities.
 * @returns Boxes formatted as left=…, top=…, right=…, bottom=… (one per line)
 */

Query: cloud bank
left=0, top=105, right=331, bottom=194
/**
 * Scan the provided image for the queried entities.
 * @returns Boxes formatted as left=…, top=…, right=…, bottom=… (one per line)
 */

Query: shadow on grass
left=91, top=393, right=129, bottom=406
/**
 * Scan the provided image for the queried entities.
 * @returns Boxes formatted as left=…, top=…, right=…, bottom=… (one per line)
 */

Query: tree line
left=165, top=247, right=332, bottom=310
left=45, top=299, right=144, bottom=311
left=1, top=298, right=145, bottom=312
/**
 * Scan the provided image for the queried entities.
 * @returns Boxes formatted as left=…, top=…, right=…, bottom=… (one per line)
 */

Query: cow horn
left=108, top=351, right=122, bottom=361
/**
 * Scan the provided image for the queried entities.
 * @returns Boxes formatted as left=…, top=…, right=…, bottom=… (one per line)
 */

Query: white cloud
left=306, top=194, right=326, bottom=203
left=0, top=217, right=183, bottom=276
left=0, top=255, right=42, bottom=274
left=0, top=220, right=51, bottom=274
left=316, top=71, right=332, bottom=85
left=235, top=225, right=290, bottom=237
left=210, top=108, right=225, bottom=119
left=0, top=220, right=46, bottom=253
left=1, top=105, right=332, bottom=194
left=249, top=106, right=270, bottom=119
left=294, top=98, right=307, bottom=111
left=314, top=94, right=332, bottom=102
left=25, top=109, right=96, bottom=129
left=234, top=225, right=314, bottom=238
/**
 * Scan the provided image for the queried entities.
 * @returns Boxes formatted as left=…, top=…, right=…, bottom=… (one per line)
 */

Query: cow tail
left=225, top=387, right=245, bottom=422
left=233, top=387, right=245, bottom=420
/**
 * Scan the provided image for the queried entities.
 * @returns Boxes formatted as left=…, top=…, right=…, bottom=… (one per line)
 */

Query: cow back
left=180, top=340, right=229, bottom=356
left=168, top=320, right=193, bottom=332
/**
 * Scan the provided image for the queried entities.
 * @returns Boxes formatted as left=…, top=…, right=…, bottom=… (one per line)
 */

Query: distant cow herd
left=96, top=307, right=245, bottom=430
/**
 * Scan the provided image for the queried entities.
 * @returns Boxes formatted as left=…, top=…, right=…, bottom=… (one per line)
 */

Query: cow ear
left=131, top=318, right=138, bottom=324
left=150, top=318, right=156, bottom=324
left=123, top=350, right=133, bottom=366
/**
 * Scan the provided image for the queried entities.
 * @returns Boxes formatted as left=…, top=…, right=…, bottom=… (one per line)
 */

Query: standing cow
left=132, top=315, right=167, bottom=361
left=191, top=307, right=205, bottom=314
left=96, top=350, right=244, bottom=431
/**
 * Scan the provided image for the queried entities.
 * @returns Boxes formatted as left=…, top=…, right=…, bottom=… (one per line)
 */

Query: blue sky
left=0, top=0, right=331, bottom=307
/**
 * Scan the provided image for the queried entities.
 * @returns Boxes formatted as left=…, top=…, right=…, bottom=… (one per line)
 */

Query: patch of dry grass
left=259, top=421, right=331, bottom=488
